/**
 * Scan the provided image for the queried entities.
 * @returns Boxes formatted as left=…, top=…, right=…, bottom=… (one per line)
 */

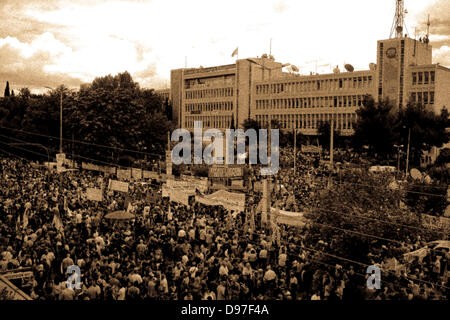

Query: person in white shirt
left=311, top=292, right=321, bottom=300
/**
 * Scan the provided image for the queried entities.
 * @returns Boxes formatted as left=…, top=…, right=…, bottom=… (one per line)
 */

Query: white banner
left=181, top=175, right=209, bottom=193
left=165, top=179, right=196, bottom=195
left=195, top=190, right=245, bottom=212
left=86, top=188, right=103, bottom=201
left=108, top=179, right=129, bottom=193
left=117, top=168, right=131, bottom=180
left=143, top=170, right=160, bottom=179
left=132, top=168, right=142, bottom=179
left=270, top=207, right=308, bottom=227
left=170, top=189, right=190, bottom=206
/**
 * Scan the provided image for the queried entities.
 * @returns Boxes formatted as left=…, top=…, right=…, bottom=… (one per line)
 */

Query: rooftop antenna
left=269, top=38, right=272, bottom=56
left=425, top=14, right=431, bottom=46
left=390, top=0, right=407, bottom=38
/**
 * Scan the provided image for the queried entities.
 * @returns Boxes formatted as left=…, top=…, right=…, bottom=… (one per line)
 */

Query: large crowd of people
left=0, top=154, right=448, bottom=300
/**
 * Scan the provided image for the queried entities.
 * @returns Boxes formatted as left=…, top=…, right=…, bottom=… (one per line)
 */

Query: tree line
left=0, top=72, right=174, bottom=167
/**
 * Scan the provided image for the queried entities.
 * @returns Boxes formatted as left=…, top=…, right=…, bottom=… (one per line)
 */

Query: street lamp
left=44, top=86, right=63, bottom=154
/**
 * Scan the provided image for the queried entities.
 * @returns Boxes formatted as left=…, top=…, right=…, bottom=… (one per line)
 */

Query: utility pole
left=60, top=89, right=63, bottom=153
left=405, top=128, right=411, bottom=176
left=330, top=118, right=334, bottom=167
left=293, top=129, right=297, bottom=174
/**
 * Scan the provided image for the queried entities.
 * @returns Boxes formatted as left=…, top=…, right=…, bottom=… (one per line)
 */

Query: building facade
left=168, top=36, right=450, bottom=135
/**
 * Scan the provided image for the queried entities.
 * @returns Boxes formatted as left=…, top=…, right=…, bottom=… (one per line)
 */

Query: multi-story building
left=169, top=36, right=449, bottom=136
left=168, top=17, right=450, bottom=136
left=170, top=58, right=285, bottom=132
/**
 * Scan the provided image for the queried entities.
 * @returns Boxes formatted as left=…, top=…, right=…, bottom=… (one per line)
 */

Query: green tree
left=435, top=148, right=450, bottom=166
left=404, top=182, right=447, bottom=217
left=352, top=96, right=399, bottom=160
left=397, top=103, right=450, bottom=166
left=4, top=81, right=10, bottom=97
left=317, top=120, right=340, bottom=150
left=64, top=72, right=172, bottom=164
left=242, top=118, right=260, bottom=131
left=304, top=168, right=432, bottom=265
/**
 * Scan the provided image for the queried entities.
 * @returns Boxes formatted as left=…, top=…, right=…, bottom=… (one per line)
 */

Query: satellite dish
left=369, top=63, right=377, bottom=71
left=344, top=64, right=354, bottom=72
left=262, top=53, right=268, bottom=58
left=410, top=168, right=422, bottom=180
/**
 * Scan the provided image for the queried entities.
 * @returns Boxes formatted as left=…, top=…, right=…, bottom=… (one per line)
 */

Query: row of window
left=255, top=76, right=373, bottom=95
left=184, top=115, right=233, bottom=129
left=185, top=101, right=234, bottom=113
left=255, top=95, right=366, bottom=110
left=255, top=113, right=357, bottom=131
left=410, top=91, right=435, bottom=105
left=185, top=87, right=234, bottom=100
left=412, top=71, right=435, bottom=85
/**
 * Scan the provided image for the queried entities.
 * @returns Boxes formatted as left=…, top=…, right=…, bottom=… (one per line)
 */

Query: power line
left=313, top=206, right=449, bottom=235
left=332, top=179, right=447, bottom=198
left=0, top=125, right=166, bottom=159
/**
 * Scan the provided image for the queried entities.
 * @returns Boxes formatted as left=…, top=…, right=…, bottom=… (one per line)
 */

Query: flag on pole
left=231, top=47, right=238, bottom=58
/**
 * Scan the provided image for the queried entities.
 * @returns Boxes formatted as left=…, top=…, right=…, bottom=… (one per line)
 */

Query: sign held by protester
left=108, top=179, right=129, bottom=193
left=86, top=188, right=103, bottom=201
left=208, top=165, right=243, bottom=178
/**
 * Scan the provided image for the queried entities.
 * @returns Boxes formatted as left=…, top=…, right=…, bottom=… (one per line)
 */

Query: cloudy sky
left=0, top=0, right=449, bottom=94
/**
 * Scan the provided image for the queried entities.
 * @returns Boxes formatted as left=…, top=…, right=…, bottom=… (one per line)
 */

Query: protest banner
left=208, top=165, right=243, bottom=178
left=86, top=188, right=103, bottom=201
left=117, top=168, right=131, bottom=180
left=81, top=162, right=102, bottom=171
left=165, top=179, right=196, bottom=195
left=108, top=179, right=129, bottom=193
left=132, top=168, right=142, bottom=180
left=170, top=189, right=190, bottom=206
left=195, top=189, right=246, bottom=212
left=100, top=165, right=116, bottom=174
left=231, top=180, right=244, bottom=187
left=270, top=207, right=308, bottom=227
left=181, top=175, right=209, bottom=193
left=143, top=170, right=160, bottom=180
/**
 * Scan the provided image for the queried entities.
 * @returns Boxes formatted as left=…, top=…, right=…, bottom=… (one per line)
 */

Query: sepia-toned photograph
left=0, top=0, right=449, bottom=314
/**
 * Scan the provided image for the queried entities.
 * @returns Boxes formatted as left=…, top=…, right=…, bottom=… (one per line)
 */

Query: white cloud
left=1, top=0, right=448, bottom=89
left=433, top=45, right=450, bottom=64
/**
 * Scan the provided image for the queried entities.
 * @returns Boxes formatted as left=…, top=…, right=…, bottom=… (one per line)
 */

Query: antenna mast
left=390, top=0, right=406, bottom=38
